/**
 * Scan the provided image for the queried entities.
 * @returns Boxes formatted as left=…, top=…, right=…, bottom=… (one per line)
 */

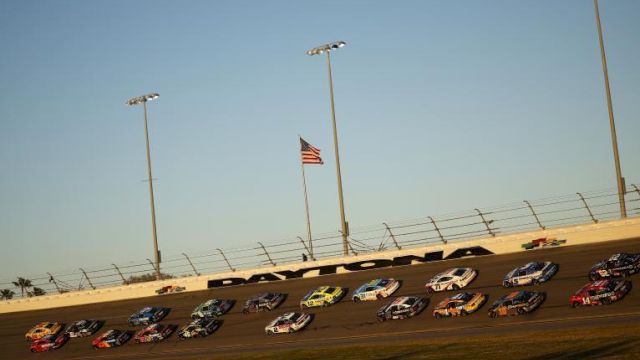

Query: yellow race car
left=300, top=286, right=345, bottom=308
left=433, top=292, right=487, bottom=318
left=25, top=322, right=63, bottom=341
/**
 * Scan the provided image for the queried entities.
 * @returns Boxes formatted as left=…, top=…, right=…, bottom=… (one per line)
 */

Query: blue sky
left=1, top=0, right=638, bottom=278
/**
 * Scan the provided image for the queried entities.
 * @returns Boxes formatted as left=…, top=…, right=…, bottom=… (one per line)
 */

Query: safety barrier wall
left=2, top=216, right=639, bottom=314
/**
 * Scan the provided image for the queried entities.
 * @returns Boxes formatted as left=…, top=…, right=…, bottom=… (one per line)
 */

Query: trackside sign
left=207, top=246, right=493, bottom=288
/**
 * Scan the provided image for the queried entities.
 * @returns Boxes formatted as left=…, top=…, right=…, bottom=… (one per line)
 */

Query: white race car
left=503, top=261, right=558, bottom=287
left=425, top=268, right=477, bottom=293
left=352, top=278, right=400, bottom=302
left=264, top=312, right=312, bottom=335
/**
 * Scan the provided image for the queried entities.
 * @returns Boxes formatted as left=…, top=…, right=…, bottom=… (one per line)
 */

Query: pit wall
left=2, top=217, right=639, bottom=314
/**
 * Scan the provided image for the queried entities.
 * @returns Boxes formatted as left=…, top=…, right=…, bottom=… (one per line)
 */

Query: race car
left=91, top=329, right=131, bottom=349
left=133, top=323, right=176, bottom=343
left=488, top=290, right=545, bottom=318
left=155, top=285, right=186, bottom=295
left=63, top=319, right=102, bottom=338
left=589, top=253, right=640, bottom=280
left=29, top=333, right=69, bottom=353
left=128, top=306, right=170, bottom=326
left=433, top=292, right=487, bottom=318
left=352, top=278, right=400, bottom=302
left=503, top=261, right=558, bottom=287
left=300, top=286, right=346, bottom=308
left=570, top=279, right=632, bottom=307
left=177, top=318, right=220, bottom=339
left=425, top=267, right=477, bottom=293
left=377, top=296, right=428, bottom=321
left=264, top=312, right=312, bottom=335
left=242, top=292, right=286, bottom=314
left=191, top=299, right=235, bottom=319
left=25, top=322, right=63, bottom=341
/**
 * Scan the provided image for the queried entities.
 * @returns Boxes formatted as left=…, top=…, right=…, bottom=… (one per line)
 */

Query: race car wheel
left=353, top=297, right=360, bottom=303
left=135, top=339, right=140, bottom=344
left=460, top=310, right=468, bottom=316
left=266, top=330, right=274, bottom=335
left=532, top=279, right=539, bottom=285
left=589, top=273, right=600, bottom=281
left=376, top=294, right=384, bottom=300
left=434, top=313, right=441, bottom=319
left=622, top=271, right=631, bottom=278
left=451, top=284, right=460, bottom=291
left=571, top=302, right=580, bottom=308
left=426, top=287, right=433, bottom=294
left=489, top=311, right=497, bottom=318
left=517, top=308, right=525, bottom=315
left=602, top=298, right=612, bottom=305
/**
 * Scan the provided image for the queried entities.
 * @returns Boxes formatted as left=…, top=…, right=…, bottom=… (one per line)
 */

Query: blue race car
left=128, top=307, right=170, bottom=326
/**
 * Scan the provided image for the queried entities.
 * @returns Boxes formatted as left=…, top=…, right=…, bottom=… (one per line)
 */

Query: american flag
left=300, top=137, right=324, bottom=165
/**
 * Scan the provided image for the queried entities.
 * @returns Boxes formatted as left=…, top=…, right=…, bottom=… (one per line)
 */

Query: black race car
left=63, top=319, right=102, bottom=338
left=242, top=293, right=286, bottom=314
left=376, top=296, right=428, bottom=321
left=177, top=318, right=220, bottom=340
left=589, top=253, right=640, bottom=280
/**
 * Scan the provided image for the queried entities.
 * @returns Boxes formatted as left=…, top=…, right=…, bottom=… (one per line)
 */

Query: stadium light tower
left=594, top=0, right=626, bottom=218
left=306, top=41, right=350, bottom=256
left=126, top=93, right=162, bottom=280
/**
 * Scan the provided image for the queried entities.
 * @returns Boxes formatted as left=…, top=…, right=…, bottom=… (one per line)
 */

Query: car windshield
left=515, top=292, right=532, bottom=302
left=379, top=279, right=389, bottom=286
left=290, top=313, right=301, bottom=322
left=453, top=269, right=466, bottom=276
left=325, top=287, right=336, bottom=294
left=607, top=281, right=618, bottom=291
left=45, top=323, right=54, bottom=329
left=404, top=297, right=416, bottom=306
left=264, top=293, right=275, bottom=300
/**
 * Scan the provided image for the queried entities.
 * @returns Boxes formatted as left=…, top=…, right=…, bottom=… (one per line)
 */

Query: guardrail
left=2, top=184, right=639, bottom=299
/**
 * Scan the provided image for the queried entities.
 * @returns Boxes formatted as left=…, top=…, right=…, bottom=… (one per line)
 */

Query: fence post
left=112, top=264, right=127, bottom=284
left=79, top=268, right=96, bottom=290
left=428, top=216, right=447, bottom=244
left=258, top=242, right=276, bottom=266
left=182, top=253, right=201, bottom=276
left=474, top=208, right=496, bottom=237
left=46, top=272, right=62, bottom=294
left=297, top=236, right=316, bottom=261
left=146, top=259, right=159, bottom=275
left=382, top=222, right=402, bottom=250
left=524, top=200, right=545, bottom=230
left=217, top=248, right=236, bottom=272
left=576, top=192, right=598, bottom=223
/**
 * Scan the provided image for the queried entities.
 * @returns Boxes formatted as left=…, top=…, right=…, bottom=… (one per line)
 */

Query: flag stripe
left=300, top=137, right=324, bottom=165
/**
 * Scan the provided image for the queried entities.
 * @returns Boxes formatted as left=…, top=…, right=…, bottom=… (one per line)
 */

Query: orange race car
left=25, top=322, right=63, bottom=341
left=433, top=292, right=487, bottom=318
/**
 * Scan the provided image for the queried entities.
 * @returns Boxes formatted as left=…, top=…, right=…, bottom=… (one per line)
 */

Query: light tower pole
left=307, top=41, right=350, bottom=256
left=126, top=93, right=162, bottom=279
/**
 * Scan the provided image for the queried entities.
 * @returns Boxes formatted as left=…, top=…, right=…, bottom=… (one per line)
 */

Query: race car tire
left=589, top=273, right=600, bottom=281
left=266, top=330, right=274, bottom=335
left=460, top=310, right=468, bottom=316
left=353, top=297, right=360, bottom=303
left=426, top=287, right=433, bottom=294
left=434, top=313, right=441, bottom=319
left=504, top=282, right=512, bottom=288
left=571, top=302, right=580, bottom=308
left=532, top=279, right=540, bottom=285
left=623, top=271, right=631, bottom=278
left=377, top=294, right=384, bottom=300
left=517, top=308, right=525, bottom=315
left=451, top=284, right=460, bottom=291
left=602, top=298, right=612, bottom=305
left=134, top=339, right=140, bottom=344
left=489, top=311, right=497, bottom=318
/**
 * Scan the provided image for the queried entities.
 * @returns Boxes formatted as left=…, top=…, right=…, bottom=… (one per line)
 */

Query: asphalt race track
left=1, top=238, right=639, bottom=359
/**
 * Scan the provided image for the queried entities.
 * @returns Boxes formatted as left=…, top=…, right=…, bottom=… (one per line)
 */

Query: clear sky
left=1, top=0, right=638, bottom=279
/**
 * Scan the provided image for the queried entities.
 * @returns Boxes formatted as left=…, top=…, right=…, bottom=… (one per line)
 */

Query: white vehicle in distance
left=503, top=261, right=558, bottom=287
left=352, top=278, right=400, bottom=302
left=425, top=268, right=477, bottom=293
left=264, top=312, right=312, bottom=335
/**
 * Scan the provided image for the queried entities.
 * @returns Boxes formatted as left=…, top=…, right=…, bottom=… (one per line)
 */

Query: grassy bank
left=191, top=324, right=640, bottom=360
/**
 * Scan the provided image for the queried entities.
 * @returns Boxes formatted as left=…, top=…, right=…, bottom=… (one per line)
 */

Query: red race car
left=29, top=333, right=69, bottom=352
left=133, top=323, right=176, bottom=343
left=570, top=279, right=631, bottom=307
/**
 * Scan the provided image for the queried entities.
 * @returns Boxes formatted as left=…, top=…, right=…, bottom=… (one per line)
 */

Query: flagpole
left=300, top=156, right=314, bottom=259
